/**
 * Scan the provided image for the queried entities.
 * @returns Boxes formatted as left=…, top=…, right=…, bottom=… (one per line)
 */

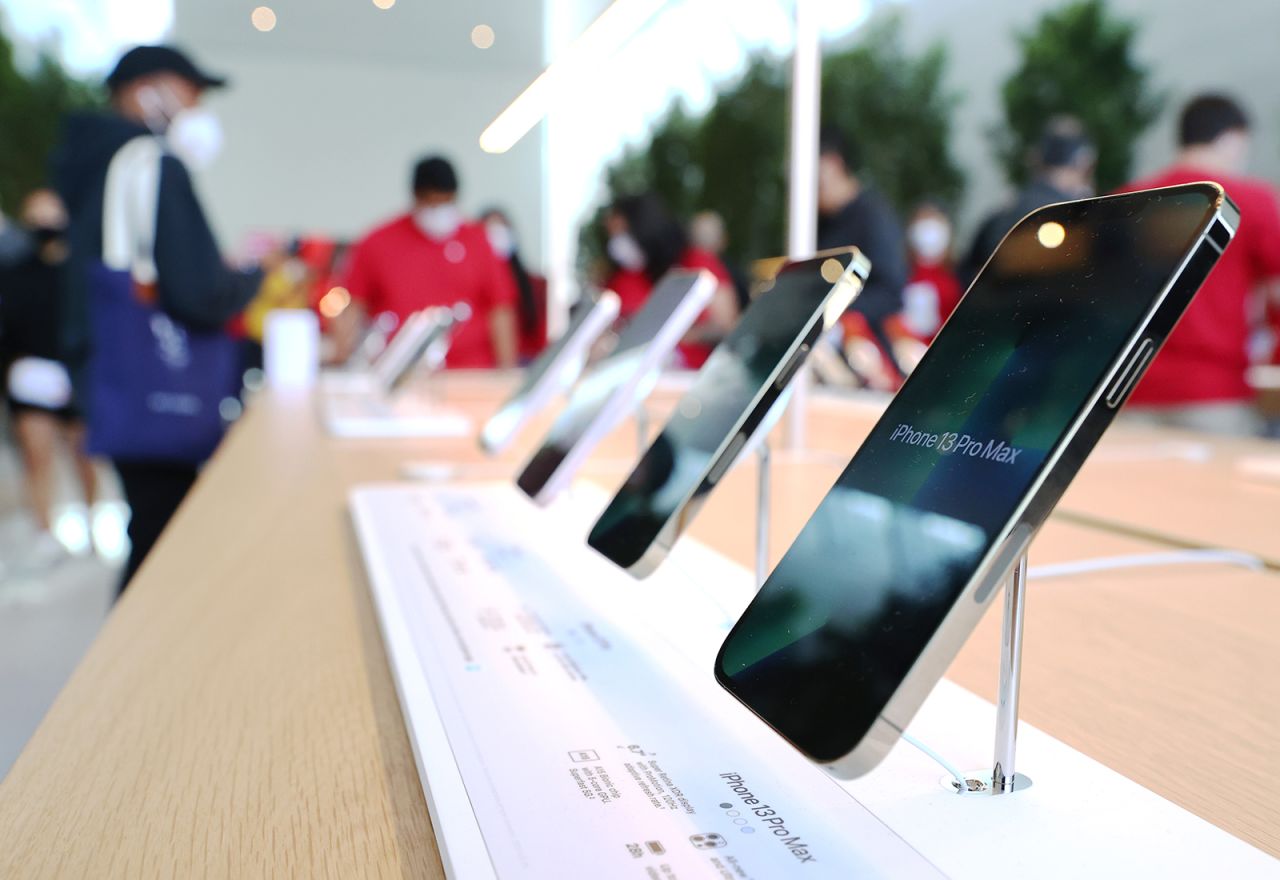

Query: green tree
left=582, top=17, right=962, bottom=272
left=995, top=0, right=1163, bottom=192
left=822, top=17, right=964, bottom=218
left=0, top=22, right=103, bottom=213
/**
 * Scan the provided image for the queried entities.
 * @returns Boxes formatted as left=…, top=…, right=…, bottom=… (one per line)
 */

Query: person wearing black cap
left=53, top=44, right=262, bottom=593
left=957, top=116, right=1096, bottom=288
left=335, top=155, right=518, bottom=369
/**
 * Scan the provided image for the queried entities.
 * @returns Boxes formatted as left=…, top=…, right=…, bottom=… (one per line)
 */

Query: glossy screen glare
left=717, top=187, right=1219, bottom=764
left=587, top=251, right=862, bottom=572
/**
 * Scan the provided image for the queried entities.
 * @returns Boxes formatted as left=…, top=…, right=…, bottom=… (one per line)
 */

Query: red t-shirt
left=604, top=247, right=733, bottom=369
left=342, top=215, right=517, bottom=368
left=1115, top=167, right=1280, bottom=404
left=902, top=262, right=963, bottom=342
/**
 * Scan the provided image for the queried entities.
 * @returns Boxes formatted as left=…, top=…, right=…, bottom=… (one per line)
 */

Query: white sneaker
left=20, top=531, right=72, bottom=572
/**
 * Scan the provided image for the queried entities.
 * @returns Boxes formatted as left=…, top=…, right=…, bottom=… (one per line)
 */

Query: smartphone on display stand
left=587, top=248, right=871, bottom=577
left=715, top=183, right=1238, bottom=777
left=515, top=270, right=716, bottom=506
left=479, top=292, right=621, bottom=455
left=382, top=303, right=470, bottom=396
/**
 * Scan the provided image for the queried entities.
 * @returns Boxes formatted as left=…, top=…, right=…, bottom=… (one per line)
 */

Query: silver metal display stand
left=938, top=551, right=1034, bottom=796
left=988, top=552, right=1034, bottom=793
left=635, top=402, right=650, bottom=456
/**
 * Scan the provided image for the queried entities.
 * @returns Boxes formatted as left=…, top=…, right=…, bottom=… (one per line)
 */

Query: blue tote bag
left=85, top=136, right=238, bottom=464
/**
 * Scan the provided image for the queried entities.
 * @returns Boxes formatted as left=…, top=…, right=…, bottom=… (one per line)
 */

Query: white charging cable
left=902, top=732, right=970, bottom=794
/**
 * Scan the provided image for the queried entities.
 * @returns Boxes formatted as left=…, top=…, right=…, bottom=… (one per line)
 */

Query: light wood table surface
left=0, top=375, right=1276, bottom=878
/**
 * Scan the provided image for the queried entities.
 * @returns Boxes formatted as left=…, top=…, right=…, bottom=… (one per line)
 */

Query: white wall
left=172, top=1, right=546, bottom=261
left=889, top=0, right=1280, bottom=235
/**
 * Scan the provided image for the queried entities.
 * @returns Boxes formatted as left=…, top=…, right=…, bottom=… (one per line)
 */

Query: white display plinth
left=322, top=393, right=472, bottom=439
left=352, top=482, right=1277, bottom=880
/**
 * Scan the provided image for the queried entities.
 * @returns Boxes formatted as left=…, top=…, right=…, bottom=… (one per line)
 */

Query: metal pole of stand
left=992, top=551, right=1030, bottom=793
left=754, top=442, right=772, bottom=590
left=635, top=404, right=650, bottom=457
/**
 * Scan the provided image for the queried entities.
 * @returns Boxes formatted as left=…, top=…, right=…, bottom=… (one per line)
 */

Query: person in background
left=816, top=125, right=908, bottom=366
left=238, top=239, right=314, bottom=371
left=55, top=45, right=261, bottom=590
left=337, top=156, right=518, bottom=369
left=602, top=193, right=738, bottom=369
left=0, top=210, right=30, bottom=266
left=1117, top=94, right=1280, bottom=436
left=875, top=202, right=965, bottom=378
left=959, top=116, right=1095, bottom=287
left=0, top=190, right=97, bottom=570
left=480, top=207, right=547, bottom=363
left=900, top=202, right=963, bottom=343
left=689, top=210, right=752, bottom=313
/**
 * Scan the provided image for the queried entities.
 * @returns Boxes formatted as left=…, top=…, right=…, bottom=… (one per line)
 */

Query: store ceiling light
left=372, top=0, right=396, bottom=10
left=479, top=0, right=669, bottom=154
left=471, top=24, right=495, bottom=49
left=250, top=6, right=277, bottom=32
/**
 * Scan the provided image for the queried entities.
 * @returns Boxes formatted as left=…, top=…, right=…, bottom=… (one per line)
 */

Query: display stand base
left=353, top=481, right=1277, bottom=879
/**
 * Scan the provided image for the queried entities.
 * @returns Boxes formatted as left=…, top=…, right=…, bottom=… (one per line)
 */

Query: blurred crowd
left=3, top=42, right=1280, bottom=585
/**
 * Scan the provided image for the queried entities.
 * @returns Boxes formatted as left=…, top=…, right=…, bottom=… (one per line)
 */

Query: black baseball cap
left=105, top=45, right=228, bottom=92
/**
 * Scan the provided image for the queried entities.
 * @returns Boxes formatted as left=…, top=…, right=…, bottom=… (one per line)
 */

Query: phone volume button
left=708, top=433, right=748, bottom=484
left=774, top=344, right=810, bottom=390
left=1105, top=338, right=1155, bottom=409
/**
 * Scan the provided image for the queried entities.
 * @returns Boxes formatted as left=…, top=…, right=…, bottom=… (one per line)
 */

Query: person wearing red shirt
left=900, top=202, right=963, bottom=344
left=1117, top=94, right=1280, bottom=436
left=480, top=207, right=548, bottom=363
left=601, top=193, right=738, bottom=369
left=337, top=156, right=518, bottom=369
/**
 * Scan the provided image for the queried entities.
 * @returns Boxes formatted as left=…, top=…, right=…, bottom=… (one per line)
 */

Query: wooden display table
left=0, top=376, right=1275, bottom=877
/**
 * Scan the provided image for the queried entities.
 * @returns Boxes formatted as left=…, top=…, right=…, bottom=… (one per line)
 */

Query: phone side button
left=774, top=344, right=811, bottom=390
left=1105, top=338, right=1155, bottom=409
left=707, top=433, right=748, bottom=484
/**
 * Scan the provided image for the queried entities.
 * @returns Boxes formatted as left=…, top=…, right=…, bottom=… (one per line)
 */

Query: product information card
left=356, top=484, right=944, bottom=879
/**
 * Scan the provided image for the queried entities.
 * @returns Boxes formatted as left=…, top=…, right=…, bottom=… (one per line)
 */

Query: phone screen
left=716, top=186, right=1220, bottom=763
left=386, top=310, right=455, bottom=392
left=587, top=251, right=865, bottom=570
left=516, top=271, right=707, bottom=498
left=483, top=296, right=615, bottom=449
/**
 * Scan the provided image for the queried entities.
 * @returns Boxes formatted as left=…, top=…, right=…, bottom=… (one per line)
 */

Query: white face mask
left=166, top=107, right=224, bottom=170
left=908, top=217, right=950, bottom=264
left=486, top=221, right=515, bottom=258
left=606, top=232, right=646, bottom=271
left=415, top=203, right=462, bottom=241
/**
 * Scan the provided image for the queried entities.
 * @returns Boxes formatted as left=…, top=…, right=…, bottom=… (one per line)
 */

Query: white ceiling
left=174, top=0, right=545, bottom=71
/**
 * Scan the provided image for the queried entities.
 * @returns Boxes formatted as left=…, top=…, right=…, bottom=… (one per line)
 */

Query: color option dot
left=726, top=810, right=739, bottom=817
left=720, top=803, right=733, bottom=809
left=733, top=818, right=748, bottom=825
left=741, top=826, right=755, bottom=834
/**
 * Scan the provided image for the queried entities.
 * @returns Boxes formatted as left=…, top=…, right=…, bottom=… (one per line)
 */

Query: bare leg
left=12, top=409, right=59, bottom=532
left=63, top=421, right=98, bottom=508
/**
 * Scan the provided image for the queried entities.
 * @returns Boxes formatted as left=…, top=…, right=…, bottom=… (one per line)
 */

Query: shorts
left=5, top=396, right=81, bottom=423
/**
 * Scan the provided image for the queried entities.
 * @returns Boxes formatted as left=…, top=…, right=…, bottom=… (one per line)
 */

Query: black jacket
left=817, top=185, right=908, bottom=366
left=53, top=112, right=260, bottom=375
left=958, top=179, right=1077, bottom=289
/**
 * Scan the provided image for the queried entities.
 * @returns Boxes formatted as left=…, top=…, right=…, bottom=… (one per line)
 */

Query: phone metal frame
left=597, top=249, right=871, bottom=578
left=716, top=182, right=1239, bottom=778
left=518, top=269, right=716, bottom=507
left=383, top=306, right=461, bottom=396
left=479, top=292, right=622, bottom=455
